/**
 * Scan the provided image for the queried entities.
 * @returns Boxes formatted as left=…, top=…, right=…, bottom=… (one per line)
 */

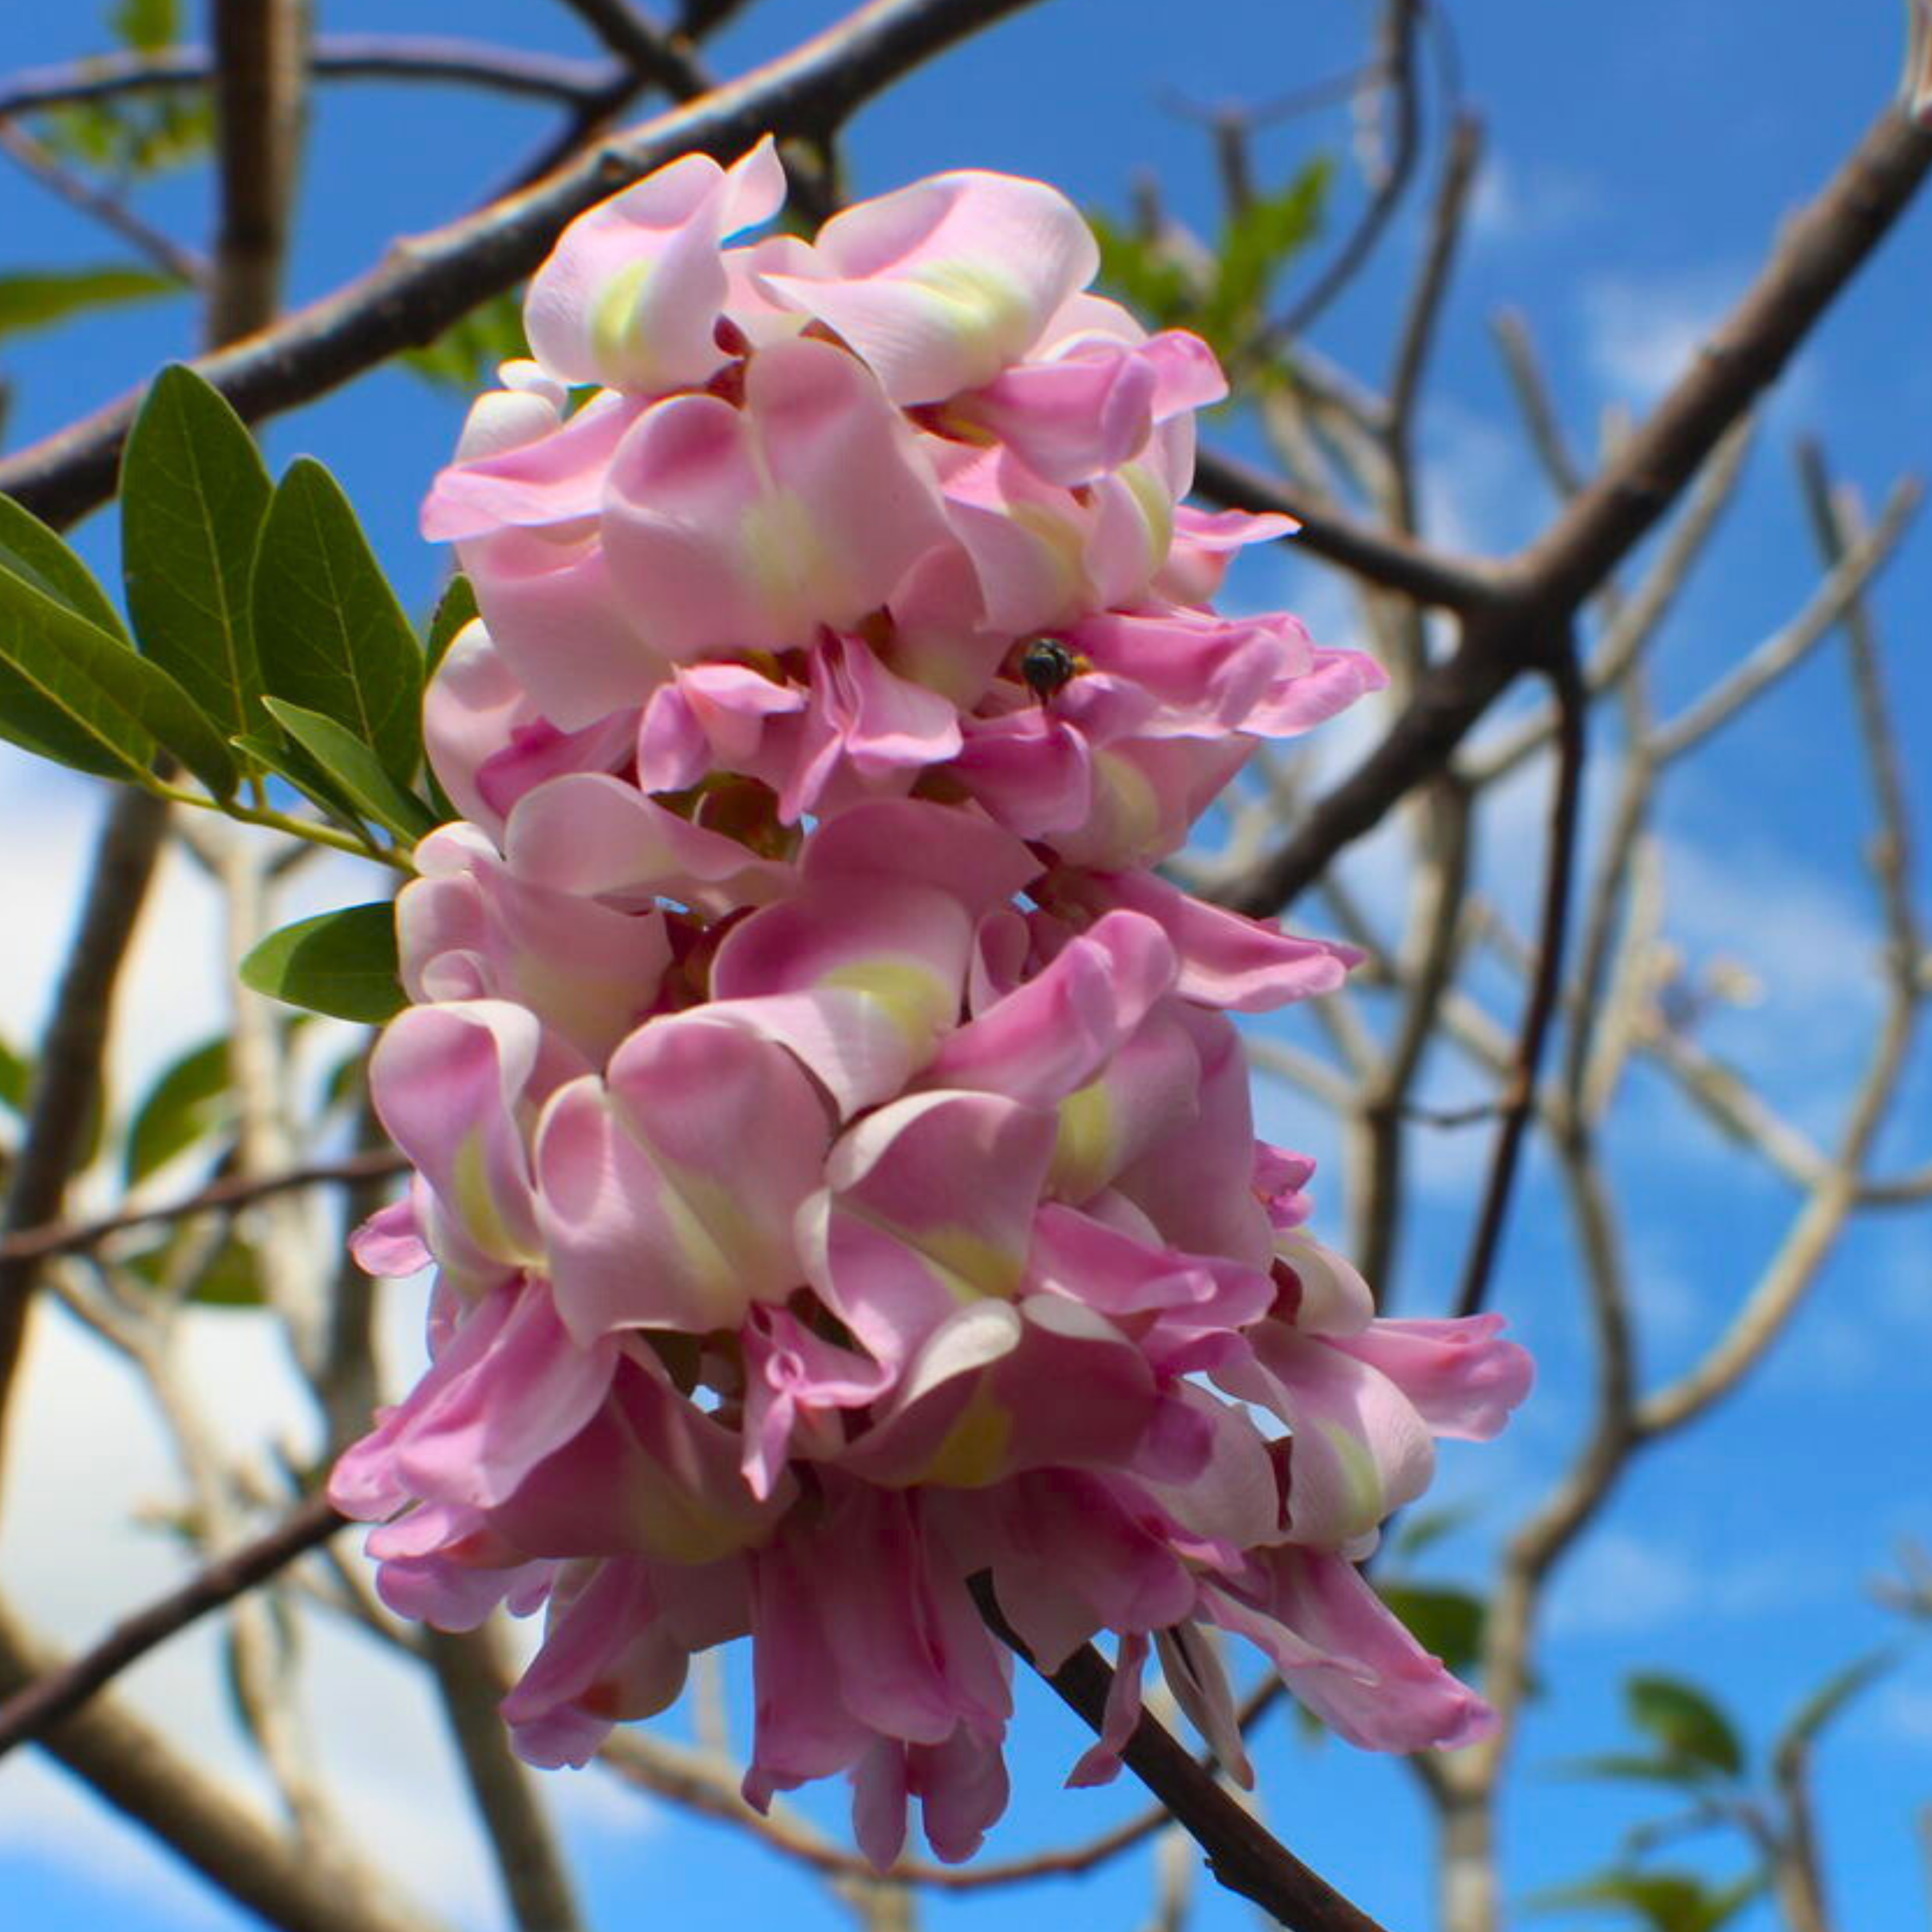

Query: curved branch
left=0, top=38, right=613, bottom=118
left=0, top=0, right=1047, bottom=531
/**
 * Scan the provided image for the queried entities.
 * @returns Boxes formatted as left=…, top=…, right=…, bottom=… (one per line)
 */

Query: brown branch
left=1191, top=444, right=1496, bottom=612
left=422, top=1626, right=588, bottom=1932
left=0, top=1587, right=444, bottom=1932
left=971, top=1579, right=1392, bottom=1931
left=547, top=0, right=710, bottom=100
left=1387, top=110, right=1483, bottom=443
left=0, top=788, right=172, bottom=1460
left=1452, top=641, right=1586, bottom=1318
left=0, top=38, right=613, bottom=117
left=1221, top=101, right=1932, bottom=918
left=0, top=1491, right=347, bottom=1760
left=1506, top=105, right=1932, bottom=610
left=0, top=0, right=1049, bottom=531
left=1266, top=0, right=1424, bottom=342
left=0, top=1148, right=408, bottom=1265
left=207, top=0, right=310, bottom=347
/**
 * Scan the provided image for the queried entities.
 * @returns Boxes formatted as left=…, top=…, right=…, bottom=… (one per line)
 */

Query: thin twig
left=1452, top=640, right=1586, bottom=1318
left=0, top=788, right=172, bottom=1459
left=0, top=1492, right=346, bottom=1760
left=0, top=38, right=612, bottom=118
left=0, top=1148, right=408, bottom=1266
left=0, top=120, right=207, bottom=283
left=1650, top=475, right=1922, bottom=762
left=1265, top=0, right=1424, bottom=343
left=971, top=1579, right=1390, bottom=1932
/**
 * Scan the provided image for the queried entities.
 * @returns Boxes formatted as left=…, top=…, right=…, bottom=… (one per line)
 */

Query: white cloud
left=1582, top=268, right=1743, bottom=406
left=1469, top=156, right=1601, bottom=247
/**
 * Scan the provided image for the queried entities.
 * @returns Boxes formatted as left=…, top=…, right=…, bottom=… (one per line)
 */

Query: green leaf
left=230, top=732, right=374, bottom=835
left=251, top=458, right=423, bottom=787
left=262, top=698, right=437, bottom=843
left=0, top=491, right=129, bottom=636
left=0, top=564, right=236, bottom=795
left=424, top=572, right=479, bottom=675
left=1202, top=156, right=1333, bottom=353
left=1626, top=1675, right=1745, bottom=1780
left=1379, top=1583, right=1485, bottom=1676
left=188, top=1234, right=266, bottom=1308
left=1528, top=1868, right=1762, bottom=1932
left=0, top=266, right=180, bottom=344
left=123, top=1035, right=232, bottom=1186
left=121, top=365, right=272, bottom=746
left=400, top=290, right=531, bottom=392
left=1776, top=1649, right=1894, bottom=1757
left=0, top=1036, right=30, bottom=1115
left=1391, top=1504, right=1477, bottom=1563
left=1547, top=1752, right=1722, bottom=1789
left=239, top=904, right=402, bottom=1024
left=1088, top=211, right=1198, bottom=333
left=113, top=0, right=179, bottom=51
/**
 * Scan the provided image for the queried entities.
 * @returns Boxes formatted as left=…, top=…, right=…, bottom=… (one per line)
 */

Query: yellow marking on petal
left=1091, top=749, right=1163, bottom=860
left=630, top=1470, right=769, bottom=1564
left=902, top=260, right=1034, bottom=364
left=1120, top=461, right=1175, bottom=567
left=916, top=1388, right=1014, bottom=1488
left=1048, top=1081, right=1117, bottom=1201
left=918, top=1224, right=1025, bottom=1301
left=451, top=1131, right=538, bottom=1266
left=590, top=259, right=655, bottom=383
left=1006, top=501, right=1086, bottom=601
left=738, top=491, right=835, bottom=631
left=823, top=960, right=951, bottom=1052
left=1313, top=1419, right=1384, bottom=1537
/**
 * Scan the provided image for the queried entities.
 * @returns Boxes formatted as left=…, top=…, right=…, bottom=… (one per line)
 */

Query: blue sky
left=0, top=2, right=1927, bottom=1929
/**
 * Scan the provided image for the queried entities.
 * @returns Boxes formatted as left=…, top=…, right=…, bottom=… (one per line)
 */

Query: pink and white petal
left=1053, top=866, right=1356, bottom=1012
left=759, top=171, right=1099, bottom=402
left=922, top=911, right=1177, bottom=1107
left=1214, top=1324, right=1436, bottom=1548
left=1322, top=1315, right=1534, bottom=1440
left=504, top=771, right=792, bottom=915
left=1202, top=1548, right=1495, bottom=1752
left=422, top=391, right=646, bottom=540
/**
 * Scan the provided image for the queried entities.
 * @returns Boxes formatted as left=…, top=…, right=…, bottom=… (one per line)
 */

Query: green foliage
left=1528, top=1870, right=1763, bottom=1932
left=1379, top=1583, right=1487, bottom=1676
left=123, top=1035, right=233, bottom=1186
left=251, top=458, right=425, bottom=790
left=400, top=290, right=531, bottom=392
left=35, top=0, right=211, bottom=178
left=261, top=698, right=438, bottom=843
left=0, top=266, right=181, bottom=344
left=121, top=365, right=273, bottom=745
left=0, top=491, right=129, bottom=637
left=1088, top=212, right=1198, bottom=334
left=424, top=572, right=479, bottom=675
left=0, top=558, right=236, bottom=795
left=0, top=1035, right=30, bottom=1116
left=1091, top=156, right=1332, bottom=364
left=1775, top=1649, right=1893, bottom=1759
left=239, top=904, right=404, bottom=1025
left=1624, top=1675, right=1745, bottom=1780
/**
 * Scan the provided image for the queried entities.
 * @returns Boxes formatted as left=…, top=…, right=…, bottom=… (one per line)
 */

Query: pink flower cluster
left=333, top=139, right=1532, bottom=1866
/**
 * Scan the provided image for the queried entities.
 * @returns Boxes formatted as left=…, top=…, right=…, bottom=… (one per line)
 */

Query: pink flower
left=332, top=137, right=1536, bottom=1867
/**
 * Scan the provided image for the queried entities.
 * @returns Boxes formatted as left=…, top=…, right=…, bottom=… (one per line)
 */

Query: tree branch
left=0, top=1491, right=346, bottom=1761
left=971, top=1579, right=1391, bottom=1932
left=0, top=0, right=1047, bottom=531
left=0, top=37, right=613, bottom=118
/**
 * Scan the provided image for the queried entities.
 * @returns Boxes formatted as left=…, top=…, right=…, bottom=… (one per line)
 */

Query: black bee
left=1019, top=635, right=1079, bottom=704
